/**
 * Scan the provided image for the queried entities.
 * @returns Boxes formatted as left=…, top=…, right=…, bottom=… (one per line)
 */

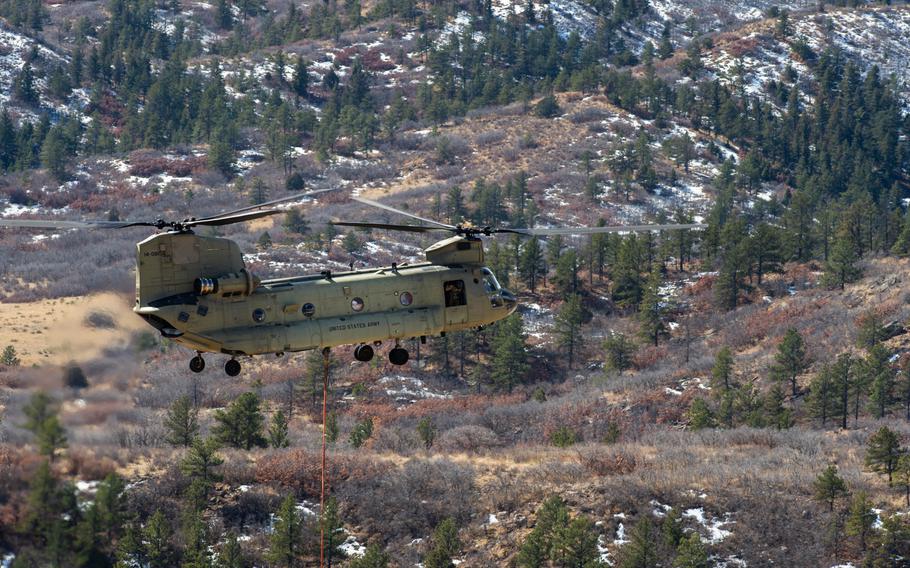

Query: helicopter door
left=443, top=279, right=468, bottom=326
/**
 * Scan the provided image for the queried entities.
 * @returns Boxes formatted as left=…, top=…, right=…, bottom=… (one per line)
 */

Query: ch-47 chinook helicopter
left=1, top=190, right=702, bottom=376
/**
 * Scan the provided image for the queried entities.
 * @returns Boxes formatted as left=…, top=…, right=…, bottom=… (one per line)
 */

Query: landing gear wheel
left=389, top=347, right=409, bottom=366
left=189, top=355, right=205, bottom=373
left=225, top=358, right=241, bottom=377
left=354, top=344, right=374, bottom=362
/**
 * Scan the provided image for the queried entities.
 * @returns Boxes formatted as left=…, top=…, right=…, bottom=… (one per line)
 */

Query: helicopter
left=1, top=190, right=703, bottom=376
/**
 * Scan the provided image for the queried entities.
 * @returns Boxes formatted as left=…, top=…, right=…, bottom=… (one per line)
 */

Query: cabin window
left=351, top=297, right=365, bottom=312
left=399, top=291, right=413, bottom=306
left=252, top=308, right=267, bottom=323
left=444, top=280, right=466, bottom=307
left=302, top=303, right=315, bottom=317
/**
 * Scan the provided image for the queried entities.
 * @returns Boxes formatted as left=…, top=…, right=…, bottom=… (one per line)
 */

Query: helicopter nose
left=501, top=289, right=518, bottom=314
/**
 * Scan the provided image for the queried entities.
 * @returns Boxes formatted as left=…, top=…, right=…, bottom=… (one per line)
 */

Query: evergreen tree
left=164, top=395, right=199, bottom=447
left=417, top=416, right=437, bottom=449
left=269, top=495, right=304, bottom=567
left=14, top=61, right=37, bottom=105
left=1, top=344, right=21, bottom=366
left=268, top=409, right=290, bottom=448
left=37, top=414, right=66, bottom=462
left=291, top=55, right=309, bottom=101
left=865, top=426, right=903, bottom=485
left=618, top=516, right=657, bottom=568
left=216, top=532, right=247, bottom=568
left=831, top=353, right=855, bottom=429
left=551, top=516, right=602, bottom=567
left=519, top=237, right=545, bottom=292
left=711, top=347, right=735, bottom=395
left=212, top=392, right=267, bottom=450
left=894, top=454, right=910, bottom=508
left=556, top=294, right=585, bottom=371
left=673, top=533, right=709, bottom=568
left=95, top=472, right=127, bottom=541
left=349, top=417, right=373, bottom=448
left=824, top=222, right=861, bottom=290
left=144, top=510, right=175, bottom=568
left=687, top=398, right=715, bottom=430
left=769, top=328, right=810, bottom=397
left=320, top=495, right=346, bottom=567
left=603, top=332, right=635, bottom=373
left=424, top=518, right=460, bottom=568
left=845, top=491, right=875, bottom=552
left=489, top=313, right=530, bottom=393
left=637, top=268, right=665, bottom=346
left=180, top=436, right=224, bottom=491
left=864, top=344, right=895, bottom=419
left=763, top=384, right=792, bottom=430
left=22, top=391, right=55, bottom=434
left=348, top=544, right=390, bottom=568
left=41, top=127, right=70, bottom=180
left=813, top=464, right=849, bottom=512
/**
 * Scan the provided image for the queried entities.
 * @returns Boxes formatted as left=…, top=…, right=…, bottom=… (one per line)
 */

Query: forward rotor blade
left=352, top=196, right=456, bottom=229
left=0, top=219, right=132, bottom=230
left=499, top=223, right=707, bottom=236
left=331, top=221, right=453, bottom=233
left=187, top=209, right=283, bottom=227
left=193, top=188, right=336, bottom=224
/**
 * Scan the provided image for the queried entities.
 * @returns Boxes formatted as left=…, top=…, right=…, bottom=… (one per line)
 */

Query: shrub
left=534, top=95, right=561, bottom=118
left=550, top=426, right=578, bottom=447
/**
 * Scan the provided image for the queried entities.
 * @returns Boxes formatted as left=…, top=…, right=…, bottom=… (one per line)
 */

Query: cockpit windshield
left=481, top=268, right=501, bottom=293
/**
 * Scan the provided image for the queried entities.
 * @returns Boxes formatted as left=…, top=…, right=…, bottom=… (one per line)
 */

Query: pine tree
left=14, top=61, right=38, bottom=105
left=144, top=510, right=175, bottom=568
left=180, top=436, right=224, bottom=491
left=95, top=472, right=126, bottom=541
left=551, top=515, right=601, bottom=567
left=831, top=353, right=855, bottom=429
left=824, top=222, right=861, bottom=290
left=269, top=495, right=303, bottom=567
left=41, top=127, right=69, bottom=180
left=769, top=328, right=810, bottom=397
left=857, top=309, right=888, bottom=349
left=291, top=56, right=309, bottom=102
left=865, top=426, right=903, bottom=485
left=320, top=495, right=346, bottom=567
left=556, top=294, right=585, bottom=371
left=813, top=464, right=849, bottom=512
left=711, top=347, right=735, bottom=395
left=348, top=544, right=390, bottom=568
left=349, top=417, right=373, bottom=448
left=618, top=516, right=657, bottom=568
left=763, top=384, right=792, bottom=430
left=164, top=395, right=199, bottom=447
left=687, top=398, right=715, bottom=430
left=1, top=344, right=20, bottom=366
left=212, top=392, right=267, bottom=450
left=864, top=344, right=895, bottom=419
left=37, top=414, right=66, bottom=462
left=490, top=313, right=530, bottom=393
left=845, top=491, right=875, bottom=552
left=424, top=517, right=460, bottom=568
left=417, top=416, right=437, bottom=449
left=894, top=454, right=910, bottom=508
left=216, top=532, right=247, bottom=568
left=604, top=332, right=635, bottom=373
left=268, top=410, right=290, bottom=448
left=673, top=533, right=709, bottom=568
left=638, top=268, right=665, bottom=346
left=520, top=237, right=544, bottom=292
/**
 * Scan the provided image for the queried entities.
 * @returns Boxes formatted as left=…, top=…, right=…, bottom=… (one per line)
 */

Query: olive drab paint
left=133, top=231, right=518, bottom=359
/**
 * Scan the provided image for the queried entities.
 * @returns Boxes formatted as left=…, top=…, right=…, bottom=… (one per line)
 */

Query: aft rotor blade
left=187, top=209, right=284, bottom=227
left=500, top=223, right=707, bottom=236
left=331, top=221, right=453, bottom=233
left=352, top=196, right=456, bottom=229
left=0, top=219, right=132, bottom=230
left=193, top=188, right=336, bottom=224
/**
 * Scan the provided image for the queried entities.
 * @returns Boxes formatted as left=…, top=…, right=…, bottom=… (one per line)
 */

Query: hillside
left=2, top=0, right=910, bottom=566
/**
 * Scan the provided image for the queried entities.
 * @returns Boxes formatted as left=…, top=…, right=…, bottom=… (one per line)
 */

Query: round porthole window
left=399, top=291, right=413, bottom=306
left=252, top=308, right=267, bottom=323
left=301, top=303, right=316, bottom=317
left=351, top=297, right=365, bottom=312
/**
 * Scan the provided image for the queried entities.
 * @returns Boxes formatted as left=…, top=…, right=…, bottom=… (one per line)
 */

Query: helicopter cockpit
left=482, top=267, right=517, bottom=313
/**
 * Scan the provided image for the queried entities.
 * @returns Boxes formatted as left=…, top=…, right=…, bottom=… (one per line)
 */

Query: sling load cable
left=320, top=347, right=330, bottom=568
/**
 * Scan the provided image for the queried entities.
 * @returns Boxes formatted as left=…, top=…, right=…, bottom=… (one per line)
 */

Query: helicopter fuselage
left=133, top=232, right=517, bottom=363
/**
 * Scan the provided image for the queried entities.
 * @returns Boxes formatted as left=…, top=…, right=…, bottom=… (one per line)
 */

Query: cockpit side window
left=481, top=268, right=501, bottom=294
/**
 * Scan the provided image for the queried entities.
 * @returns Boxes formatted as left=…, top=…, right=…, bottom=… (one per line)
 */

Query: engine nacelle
left=194, top=269, right=259, bottom=297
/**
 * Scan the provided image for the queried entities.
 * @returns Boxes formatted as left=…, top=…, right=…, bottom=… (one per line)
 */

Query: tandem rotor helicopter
left=0, top=189, right=703, bottom=376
